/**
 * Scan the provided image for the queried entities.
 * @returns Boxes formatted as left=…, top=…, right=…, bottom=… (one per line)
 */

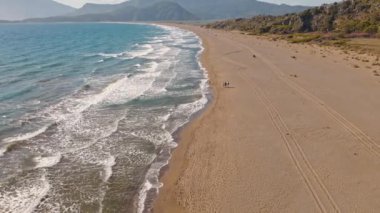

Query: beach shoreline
left=134, top=23, right=212, bottom=213
left=0, top=23, right=210, bottom=212
left=154, top=24, right=380, bottom=212
left=151, top=23, right=219, bottom=213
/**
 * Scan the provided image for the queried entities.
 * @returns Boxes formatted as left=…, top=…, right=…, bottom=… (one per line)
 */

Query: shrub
left=290, top=34, right=321, bottom=43
left=364, top=25, right=379, bottom=33
left=205, top=0, right=379, bottom=38
left=340, top=20, right=360, bottom=33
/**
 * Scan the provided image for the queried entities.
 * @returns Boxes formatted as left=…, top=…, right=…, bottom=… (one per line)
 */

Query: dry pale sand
left=153, top=24, right=380, bottom=213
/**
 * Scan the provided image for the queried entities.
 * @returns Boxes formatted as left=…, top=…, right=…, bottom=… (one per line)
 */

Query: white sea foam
left=33, top=153, right=62, bottom=169
left=143, top=43, right=171, bottom=60
left=1, top=60, right=162, bottom=158
left=160, top=113, right=171, bottom=123
left=44, top=61, right=159, bottom=125
left=1, top=23, right=209, bottom=213
left=169, top=90, right=208, bottom=134
left=23, top=174, right=51, bottom=213
left=136, top=24, right=210, bottom=213
left=132, top=128, right=173, bottom=147
left=0, top=146, right=6, bottom=157
left=95, top=61, right=160, bottom=105
left=2, top=125, right=49, bottom=143
left=61, top=111, right=126, bottom=156
left=137, top=155, right=170, bottom=213
left=165, top=38, right=209, bottom=133
left=148, top=39, right=164, bottom=44
left=101, top=155, right=116, bottom=183
left=137, top=154, right=169, bottom=213
left=159, top=113, right=172, bottom=130
left=97, top=52, right=125, bottom=58
left=0, top=173, right=50, bottom=213
left=96, top=44, right=154, bottom=61
left=126, top=44, right=154, bottom=59
left=137, top=180, right=153, bottom=213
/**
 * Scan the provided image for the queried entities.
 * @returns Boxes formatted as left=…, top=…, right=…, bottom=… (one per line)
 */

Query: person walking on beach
left=223, top=81, right=231, bottom=88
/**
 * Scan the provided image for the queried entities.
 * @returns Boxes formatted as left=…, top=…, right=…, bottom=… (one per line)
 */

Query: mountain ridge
left=3, top=0, right=312, bottom=22
left=27, top=2, right=197, bottom=22
left=0, top=0, right=75, bottom=21
left=172, top=0, right=310, bottom=19
left=66, top=3, right=121, bottom=16
left=67, top=0, right=310, bottom=21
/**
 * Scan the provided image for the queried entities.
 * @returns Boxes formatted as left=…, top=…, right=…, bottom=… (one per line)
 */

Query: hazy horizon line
left=53, top=0, right=340, bottom=9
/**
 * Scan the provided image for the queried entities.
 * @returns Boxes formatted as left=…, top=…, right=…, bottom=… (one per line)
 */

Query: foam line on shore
left=2, top=125, right=49, bottom=143
left=136, top=23, right=210, bottom=213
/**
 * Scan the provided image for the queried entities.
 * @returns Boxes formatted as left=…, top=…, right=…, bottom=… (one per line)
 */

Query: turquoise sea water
left=0, top=23, right=208, bottom=212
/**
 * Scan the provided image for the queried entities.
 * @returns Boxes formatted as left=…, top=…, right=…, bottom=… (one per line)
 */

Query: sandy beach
left=154, top=24, right=380, bottom=213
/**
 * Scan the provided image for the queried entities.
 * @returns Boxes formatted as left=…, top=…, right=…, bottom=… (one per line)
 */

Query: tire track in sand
left=226, top=35, right=380, bottom=159
left=221, top=55, right=341, bottom=213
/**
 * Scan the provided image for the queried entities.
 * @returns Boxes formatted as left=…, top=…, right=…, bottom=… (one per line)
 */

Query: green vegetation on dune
left=206, top=0, right=380, bottom=36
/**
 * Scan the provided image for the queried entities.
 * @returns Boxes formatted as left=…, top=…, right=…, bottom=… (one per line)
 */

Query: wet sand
left=154, top=24, right=380, bottom=213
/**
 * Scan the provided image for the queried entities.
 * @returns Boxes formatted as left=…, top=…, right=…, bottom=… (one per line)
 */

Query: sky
left=55, top=0, right=340, bottom=8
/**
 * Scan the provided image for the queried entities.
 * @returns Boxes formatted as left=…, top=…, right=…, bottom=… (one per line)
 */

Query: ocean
left=0, top=23, right=209, bottom=212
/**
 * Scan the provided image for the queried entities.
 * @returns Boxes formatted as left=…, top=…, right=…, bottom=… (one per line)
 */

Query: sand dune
left=154, top=24, right=380, bottom=213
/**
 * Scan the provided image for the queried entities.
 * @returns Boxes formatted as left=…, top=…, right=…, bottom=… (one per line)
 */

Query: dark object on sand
left=291, top=56, right=297, bottom=59
left=252, top=54, right=256, bottom=58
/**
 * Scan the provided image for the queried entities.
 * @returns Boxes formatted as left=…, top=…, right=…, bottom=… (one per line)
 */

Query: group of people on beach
left=223, top=81, right=230, bottom=88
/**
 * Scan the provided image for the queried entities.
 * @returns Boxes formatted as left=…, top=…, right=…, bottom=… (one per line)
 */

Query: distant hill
left=206, top=0, right=380, bottom=35
left=28, top=2, right=197, bottom=22
left=171, top=0, right=310, bottom=19
left=66, top=0, right=309, bottom=20
left=66, top=4, right=116, bottom=16
left=0, top=0, right=74, bottom=21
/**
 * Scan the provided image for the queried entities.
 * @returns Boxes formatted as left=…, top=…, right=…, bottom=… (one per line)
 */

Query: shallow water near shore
left=0, top=23, right=209, bottom=212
